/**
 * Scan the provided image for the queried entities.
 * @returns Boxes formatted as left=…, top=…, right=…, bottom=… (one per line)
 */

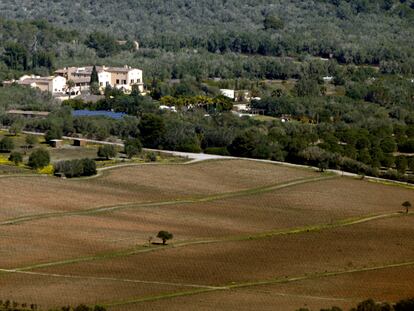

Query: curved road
left=16, top=130, right=414, bottom=187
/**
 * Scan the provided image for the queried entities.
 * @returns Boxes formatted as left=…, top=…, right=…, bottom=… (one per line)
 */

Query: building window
left=116, top=79, right=120, bottom=84
left=100, top=82, right=103, bottom=86
left=123, top=80, right=127, bottom=84
left=131, top=79, right=134, bottom=84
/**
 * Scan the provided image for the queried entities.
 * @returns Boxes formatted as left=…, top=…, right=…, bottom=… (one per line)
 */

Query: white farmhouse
left=3, top=75, right=67, bottom=95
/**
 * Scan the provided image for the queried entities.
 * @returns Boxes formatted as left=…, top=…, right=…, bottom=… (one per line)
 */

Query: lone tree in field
left=157, top=231, right=173, bottom=245
left=402, top=201, right=412, bottom=214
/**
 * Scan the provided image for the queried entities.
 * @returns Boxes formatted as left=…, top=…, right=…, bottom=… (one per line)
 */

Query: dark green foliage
left=82, top=158, right=98, bottom=176
left=0, top=136, right=14, bottom=152
left=8, top=151, right=22, bottom=165
left=124, top=138, right=142, bottom=158
left=25, top=135, right=38, bottom=148
left=90, top=65, right=99, bottom=85
left=0, top=300, right=106, bottom=311
left=145, top=151, right=157, bottom=162
left=395, top=156, right=408, bottom=174
left=351, top=298, right=393, bottom=311
left=295, top=78, right=322, bottom=97
left=85, top=32, right=119, bottom=58
left=1, top=1, right=414, bottom=69
left=28, top=148, right=50, bottom=169
left=157, top=230, right=173, bottom=245
left=3, top=41, right=29, bottom=71
left=139, top=114, right=166, bottom=149
left=399, top=140, right=414, bottom=153
left=228, top=128, right=284, bottom=161
left=54, top=158, right=97, bottom=178
left=45, top=124, right=63, bottom=142
left=395, top=298, right=414, bottom=311
left=9, top=120, right=24, bottom=135
left=263, top=15, right=284, bottom=30
left=89, top=65, right=100, bottom=95
left=204, top=147, right=230, bottom=156
left=0, top=85, right=55, bottom=111
left=97, top=144, right=117, bottom=160
left=320, top=307, right=342, bottom=311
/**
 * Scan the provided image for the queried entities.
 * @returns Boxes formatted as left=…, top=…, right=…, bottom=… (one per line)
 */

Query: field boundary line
left=101, top=260, right=414, bottom=308
left=0, top=269, right=226, bottom=290
left=0, top=175, right=335, bottom=226
left=6, top=211, right=411, bottom=274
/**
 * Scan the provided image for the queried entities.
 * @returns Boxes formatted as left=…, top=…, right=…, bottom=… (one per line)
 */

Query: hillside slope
left=1, top=0, right=414, bottom=65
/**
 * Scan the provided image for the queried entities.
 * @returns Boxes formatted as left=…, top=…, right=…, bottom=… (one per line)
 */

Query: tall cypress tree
left=90, top=65, right=99, bottom=84
left=90, top=65, right=100, bottom=95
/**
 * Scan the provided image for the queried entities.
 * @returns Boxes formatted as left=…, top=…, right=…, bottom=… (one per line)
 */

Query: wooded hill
left=0, top=0, right=414, bottom=69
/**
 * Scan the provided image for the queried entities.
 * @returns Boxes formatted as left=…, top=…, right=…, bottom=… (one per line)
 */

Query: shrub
left=28, top=148, right=50, bottom=169
left=145, top=151, right=157, bottom=162
left=124, top=138, right=142, bottom=158
left=8, top=151, right=23, bottom=165
left=45, top=125, right=63, bottom=142
left=82, top=158, right=97, bottom=176
left=25, top=135, right=38, bottom=148
left=0, top=137, right=14, bottom=152
left=97, top=144, right=117, bottom=160
left=54, top=158, right=97, bottom=178
left=37, top=164, right=54, bottom=175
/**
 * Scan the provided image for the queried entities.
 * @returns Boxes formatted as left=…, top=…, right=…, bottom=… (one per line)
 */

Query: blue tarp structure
left=72, top=110, right=126, bottom=120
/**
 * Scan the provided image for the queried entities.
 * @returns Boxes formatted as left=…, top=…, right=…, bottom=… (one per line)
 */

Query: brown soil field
left=36, top=216, right=414, bottom=287
left=0, top=272, right=188, bottom=309
left=0, top=160, right=315, bottom=220
left=1, top=175, right=412, bottom=269
left=272, top=177, right=414, bottom=216
left=127, top=266, right=414, bottom=311
left=0, top=159, right=413, bottom=310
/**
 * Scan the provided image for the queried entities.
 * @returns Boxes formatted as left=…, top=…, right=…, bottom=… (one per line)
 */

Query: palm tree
left=66, top=79, right=75, bottom=99
left=402, top=201, right=411, bottom=214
